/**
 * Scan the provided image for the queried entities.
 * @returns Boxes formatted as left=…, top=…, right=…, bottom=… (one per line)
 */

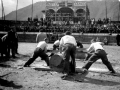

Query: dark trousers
left=82, top=49, right=115, bottom=73
left=62, top=43, right=76, bottom=74
left=24, top=47, right=49, bottom=66
left=117, top=40, right=120, bottom=46
left=8, top=46, right=16, bottom=57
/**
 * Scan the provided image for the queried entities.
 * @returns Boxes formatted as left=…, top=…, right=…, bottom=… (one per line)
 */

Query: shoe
left=81, top=69, right=89, bottom=76
left=61, top=75, right=73, bottom=80
left=12, top=56, right=17, bottom=58
left=75, top=78, right=84, bottom=82
left=24, top=65, right=30, bottom=67
left=110, top=72, right=118, bottom=76
left=61, top=75, right=68, bottom=80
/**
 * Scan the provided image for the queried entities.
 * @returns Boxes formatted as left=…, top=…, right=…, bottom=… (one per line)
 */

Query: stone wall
left=0, top=32, right=117, bottom=44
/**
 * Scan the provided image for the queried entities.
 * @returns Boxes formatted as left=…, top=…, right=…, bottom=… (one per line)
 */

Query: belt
left=65, top=43, right=74, bottom=46
left=36, top=47, right=43, bottom=51
left=96, top=49, right=103, bottom=51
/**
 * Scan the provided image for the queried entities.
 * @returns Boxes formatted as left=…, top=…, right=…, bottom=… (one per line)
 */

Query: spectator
left=103, top=37, right=108, bottom=45
left=1, top=30, right=17, bottom=58
left=116, top=33, right=120, bottom=46
left=36, top=31, right=47, bottom=43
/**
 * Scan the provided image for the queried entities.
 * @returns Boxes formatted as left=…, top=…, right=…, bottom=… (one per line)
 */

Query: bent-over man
left=82, top=39, right=116, bottom=76
left=24, top=38, right=49, bottom=67
left=59, top=31, right=77, bottom=79
left=53, top=38, right=61, bottom=50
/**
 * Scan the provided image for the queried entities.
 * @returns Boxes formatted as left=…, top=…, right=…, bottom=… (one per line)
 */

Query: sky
left=0, top=0, right=120, bottom=18
left=0, top=0, right=46, bottom=17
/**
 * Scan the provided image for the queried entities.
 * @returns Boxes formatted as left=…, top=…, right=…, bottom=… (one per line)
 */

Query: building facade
left=44, top=1, right=90, bottom=24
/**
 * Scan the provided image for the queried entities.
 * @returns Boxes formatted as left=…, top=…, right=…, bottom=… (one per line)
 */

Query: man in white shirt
left=53, top=38, right=60, bottom=50
left=59, top=31, right=77, bottom=79
left=24, top=38, right=49, bottom=67
left=82, top=39, right=116, bottom=75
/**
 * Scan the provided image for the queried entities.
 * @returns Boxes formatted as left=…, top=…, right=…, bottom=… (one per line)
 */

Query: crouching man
left=53, top=38, right=61, bottom=50
left=24, top=38, right=49, bottom=67
left=81, top=39, right=116, bottom=76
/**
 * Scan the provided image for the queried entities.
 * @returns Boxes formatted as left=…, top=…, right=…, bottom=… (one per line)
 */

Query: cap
left=65, top=31, right=71, bottom=35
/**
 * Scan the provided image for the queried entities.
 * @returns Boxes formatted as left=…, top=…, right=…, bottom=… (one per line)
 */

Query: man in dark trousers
left=81, top=39, right=116, bottom=76
left=59, top=31, right=77, bottom=79
left=24, top=38, right=49, bottom=67
left=116, top=33, right=120, bottom=46
left=1, top=30, right=16, bottom=58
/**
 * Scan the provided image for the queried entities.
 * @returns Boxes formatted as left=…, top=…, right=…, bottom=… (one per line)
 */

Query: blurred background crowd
left=0, top=18, right=120, bottom=34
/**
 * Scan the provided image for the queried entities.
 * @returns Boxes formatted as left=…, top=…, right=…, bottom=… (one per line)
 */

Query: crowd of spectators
left=0, top=18, right=120, bottom=34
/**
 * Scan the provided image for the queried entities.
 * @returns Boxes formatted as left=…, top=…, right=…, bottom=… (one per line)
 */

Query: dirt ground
left=0, top=43, right=120, bottom=90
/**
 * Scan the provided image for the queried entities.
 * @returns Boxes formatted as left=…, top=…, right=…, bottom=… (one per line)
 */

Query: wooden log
left=75, top=48, right=87, bottom=59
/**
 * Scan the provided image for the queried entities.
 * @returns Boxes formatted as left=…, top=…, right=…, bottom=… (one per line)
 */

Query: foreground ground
left=0, top=43, right=120, bottom=90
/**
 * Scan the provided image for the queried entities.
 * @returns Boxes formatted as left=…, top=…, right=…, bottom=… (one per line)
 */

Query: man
left=0, top=38, right=2, bottom=57
left=81, top=39, right=116, bottom=75
left=1, top=30, right=16, bottom=58
left=53, top=38, right=60, bottom=50
left=59, top=31, right=77, bottom=79
left=76, top=40, right=83, bottom=48
left=13, top=27, right=19, bottom=54
left=36, top=31, right=47, bottom=43
left=116, top=33, right=120, bottom=46
left=24, top=38, right=49, bottom=67
left=47, top=38, right=60, bottom=57
left=47, top=38, right=61, bottom=58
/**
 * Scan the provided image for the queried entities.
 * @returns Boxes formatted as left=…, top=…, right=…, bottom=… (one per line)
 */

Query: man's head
left=44, top=38, right=49, bottom=43
left=58, top=37, right=61, bottom=40
left=65, top=31, right=71, bottom=35
left=91, top=38, right=96, bottom=43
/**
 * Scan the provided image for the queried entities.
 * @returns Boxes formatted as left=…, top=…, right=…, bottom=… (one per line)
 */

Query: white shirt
left=37, top=41, right=48, bottom=51
left=59, top=35, right=77, bottom=47
left=54, top=40, right=60, bottom=46
left=87, top=42, right=104, bottom=52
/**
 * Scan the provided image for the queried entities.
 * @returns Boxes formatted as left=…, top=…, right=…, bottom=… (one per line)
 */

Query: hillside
left=5, top=0, right=120, bottom=21
left=5, top=2, right=46, bottom=21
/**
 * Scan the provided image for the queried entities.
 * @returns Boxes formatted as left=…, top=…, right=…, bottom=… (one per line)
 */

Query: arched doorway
left=76, top=9, right=85, bottom=16
left=75, top=9, right=86, bottom=23
left=46, top=9, right=55, bottom=21
left=57, top=7, right=74, bottom=21
left=46, top=9, right=55, bottom=15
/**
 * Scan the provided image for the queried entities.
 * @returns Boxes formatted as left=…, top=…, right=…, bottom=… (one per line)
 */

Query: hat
left=65, top=31, right=71, bottom=35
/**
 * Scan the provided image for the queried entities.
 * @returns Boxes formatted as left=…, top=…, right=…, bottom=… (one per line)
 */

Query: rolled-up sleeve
left=59, top=38, right=64, bottom=47
left=87, top=44, right=93, bottom=52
